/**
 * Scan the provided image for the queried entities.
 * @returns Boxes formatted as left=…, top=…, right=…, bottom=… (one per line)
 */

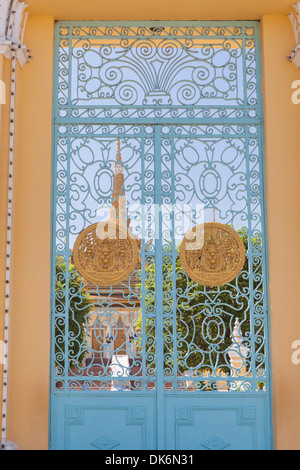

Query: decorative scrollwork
left=56, top=23, right=258, bottom=120
left=52, top=23, right=268, bottom=394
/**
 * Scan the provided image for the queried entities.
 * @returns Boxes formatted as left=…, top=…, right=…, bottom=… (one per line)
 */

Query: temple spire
left=111, top=139, right=126, bottom=223
left=115, top=139, right=123, bottom=169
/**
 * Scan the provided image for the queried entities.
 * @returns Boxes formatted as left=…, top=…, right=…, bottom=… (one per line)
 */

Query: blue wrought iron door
left=50, top=22, right=273, bottom=450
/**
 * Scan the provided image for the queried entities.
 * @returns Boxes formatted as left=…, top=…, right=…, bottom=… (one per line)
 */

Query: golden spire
left=116, top=139, right=122, bottom=162
left=112, top=139, right=126, bottom=220
left=115, top=139, right=123, bottom=172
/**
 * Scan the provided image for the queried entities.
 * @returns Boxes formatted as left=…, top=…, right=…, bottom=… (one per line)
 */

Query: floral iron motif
left=180, top=222, right=245, bottom=287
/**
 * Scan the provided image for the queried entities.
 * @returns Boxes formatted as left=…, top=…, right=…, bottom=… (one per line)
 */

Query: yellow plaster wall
left=2, top=16, right=54, bottom=450
left=261, top=15, right=300, bottom=451
left=25, top=0, right=292, bottom=21
left=0, top=8, right=300, bottom=451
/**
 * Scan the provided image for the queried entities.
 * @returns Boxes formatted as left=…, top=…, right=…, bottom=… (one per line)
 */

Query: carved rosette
left=180, top=222, right=246, bottom=287
left=73, top=222, right=139, bottom=286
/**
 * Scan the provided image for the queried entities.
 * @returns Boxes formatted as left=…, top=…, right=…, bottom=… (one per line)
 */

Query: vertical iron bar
left=170, top=126, right=178, bottom=390
left=244, top=125, right=255, bottom=391
left=63, top=125, right=71, bottom=389
left=63, top=27, right=73, bottom=389
left=243, top=26, right=256, bottom=392
left=154, top=125, right=165, bottom=450
left=49, top=24, right=60, bottom=450
left=255, top=21, right=271, bottom=408
left=140, top=126, right=146, bottom=392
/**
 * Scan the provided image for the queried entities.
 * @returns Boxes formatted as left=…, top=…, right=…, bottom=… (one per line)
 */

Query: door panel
left=50, top=21, right=272, bottom=450
left=165, top=394, right=269, bottom=450
left=52, top=394, right=156, bottom=450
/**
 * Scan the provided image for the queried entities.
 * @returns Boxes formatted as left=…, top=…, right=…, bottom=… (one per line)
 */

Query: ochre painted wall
left=0, top=11, right=300, bottom=450
left=261, top=15, right=300, bottom=450
left=1, top=16, right=54, bottom=451
left=23, top=0, right=294, bottom=21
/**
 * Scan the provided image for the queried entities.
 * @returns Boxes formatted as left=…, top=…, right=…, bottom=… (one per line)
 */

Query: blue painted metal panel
left=50, top=21, right=273, bottom=450
left=165, top=393, right=271, bottom=450
left=51, top=393, right=156, bottom=450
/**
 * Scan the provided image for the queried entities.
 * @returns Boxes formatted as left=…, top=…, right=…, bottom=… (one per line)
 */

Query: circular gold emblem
left=180, top=222, right=246, bottom=287
left=73, top=222, right=139, bottom=286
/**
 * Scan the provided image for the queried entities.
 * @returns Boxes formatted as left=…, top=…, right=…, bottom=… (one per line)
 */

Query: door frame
left=49, top=20, right=273, bottom=450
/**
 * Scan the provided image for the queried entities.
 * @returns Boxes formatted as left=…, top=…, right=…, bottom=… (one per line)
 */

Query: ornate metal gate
left=50, top=22, right=273, bottom=450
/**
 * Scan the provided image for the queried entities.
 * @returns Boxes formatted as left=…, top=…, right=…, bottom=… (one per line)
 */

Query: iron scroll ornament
left=179, top=222, right=246, bottom=287
left=73, top=222, right=139, bottom=286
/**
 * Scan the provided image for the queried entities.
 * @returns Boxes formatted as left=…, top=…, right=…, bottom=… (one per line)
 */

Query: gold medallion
left=180, top=222, right=246, bottom=287
left=73, top=222, right=139, bottom=286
